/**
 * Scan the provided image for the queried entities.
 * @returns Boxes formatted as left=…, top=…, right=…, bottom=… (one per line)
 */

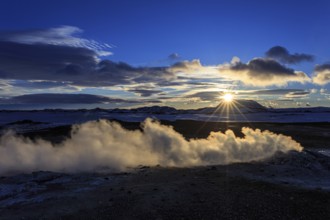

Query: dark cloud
left=265, top=46, right=314, bottom=64
left=313, top=64, right=330, bottom=85
left=220, top=58, right=310, bottom=86
left=0, top=93, right=139, bottom=104
left=10, top=80, right=72, bottom=89
left=277, top=99, right=294, bottom=102
left=315, top=64, right=330, bottom=72
left=231, top=58, right=296, bottom=75
left=127, top=89, right=163, bottom=97
left=0, top=40, right=176, bottom=87
left=0, top=27, right=178, bottom=88
left=244, top=89, right=310, bottom=99
left=184, top=91, right=223, bottom=101
left=0, top=41, right=97, bottom=80
left=92, top=60, right=175, bottom=86
left=245, top=89, right=307, bottom=95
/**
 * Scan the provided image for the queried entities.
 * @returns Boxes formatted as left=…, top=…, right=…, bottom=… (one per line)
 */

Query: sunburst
left=223, top=93, right=234, bottom=103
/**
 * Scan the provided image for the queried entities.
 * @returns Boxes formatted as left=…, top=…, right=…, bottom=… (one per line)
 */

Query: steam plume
left=0, top=119, right=303, bottom=175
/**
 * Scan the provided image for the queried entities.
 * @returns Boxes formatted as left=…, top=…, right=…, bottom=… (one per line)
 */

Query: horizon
left=0, top=99, right=328, bottom=111
left=0, top=0, right=330, bottom=109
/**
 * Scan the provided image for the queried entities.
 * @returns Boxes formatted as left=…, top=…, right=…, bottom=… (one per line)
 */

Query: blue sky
left=0, top=0, right=330, bottom=109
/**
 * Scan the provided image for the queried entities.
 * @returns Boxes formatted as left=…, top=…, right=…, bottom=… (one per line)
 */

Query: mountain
left=108, top=100, right=267, bottom=115
left=193, top=100, right=268, bottom=114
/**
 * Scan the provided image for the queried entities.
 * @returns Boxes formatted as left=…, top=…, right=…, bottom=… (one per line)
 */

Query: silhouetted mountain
left=193, top=100, right=267, bottom=114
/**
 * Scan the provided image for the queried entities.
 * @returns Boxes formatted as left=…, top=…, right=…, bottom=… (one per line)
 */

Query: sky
left=0, top=0, right=330, bottom=109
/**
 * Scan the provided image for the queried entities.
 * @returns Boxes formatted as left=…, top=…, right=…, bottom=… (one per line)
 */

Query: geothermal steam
left=0, top=119, right=303, bottom=174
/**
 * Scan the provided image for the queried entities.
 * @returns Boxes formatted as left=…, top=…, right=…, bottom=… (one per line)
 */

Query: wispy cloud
left=0, top=26, right=112, bottom=56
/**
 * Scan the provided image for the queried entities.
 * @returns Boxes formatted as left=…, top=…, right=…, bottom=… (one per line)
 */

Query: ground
left=1, top=165, right=330, bottom=220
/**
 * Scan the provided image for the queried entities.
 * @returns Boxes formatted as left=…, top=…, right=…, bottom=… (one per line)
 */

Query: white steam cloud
left=0, top=119, right=303, bottom=175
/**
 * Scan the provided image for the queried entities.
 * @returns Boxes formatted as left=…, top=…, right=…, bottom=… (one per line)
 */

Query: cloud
left=243, top=89, right=308, bottom=95
left=10, top=80, right=71, bottom=89
left=184, top=91, right=224, bottom=101
left=218, top=58, right=310, bottom=86
left=0, top=26, right=318, bottom=99
left=320, top=88, right=330, bottom=99
left=313, top=64, right=330, bottom=85
left=0, top=93, right=138, bottom=104
left=0, top=119, right=303, bottom=175
left=96, top=60, right=175, bottom=86
left=0, top=40, right=176, bottom=87
left=0, top=26, right=112, bottom=56
left=284, top=91, right=310, bottom=98
left=245, top=89, right=311, bottom=100
left=127, top=89, right=163, bottom=97
left=0, top=27, right=177, bottom=87
left=320, top=88, right=329, bottom=94
left=0, top=41, right=98, bottom=80
left=168, top=53, right=181, bottom=60
left=265, top=46, right=314, bottom=64
left=170, top=59, right=205, bottom=72
left=310, top=88, right=318, bottom=94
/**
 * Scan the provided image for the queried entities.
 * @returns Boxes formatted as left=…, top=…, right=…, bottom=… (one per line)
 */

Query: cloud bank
left=0, top=119, right=303, bottom=175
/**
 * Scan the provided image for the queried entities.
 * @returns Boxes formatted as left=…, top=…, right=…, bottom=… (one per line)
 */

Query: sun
left=223, top=93, right=234, bottom=103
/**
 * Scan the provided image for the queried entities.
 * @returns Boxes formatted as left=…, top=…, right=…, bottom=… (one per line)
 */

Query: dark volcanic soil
left=1, top=165, right=330, bottom=220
